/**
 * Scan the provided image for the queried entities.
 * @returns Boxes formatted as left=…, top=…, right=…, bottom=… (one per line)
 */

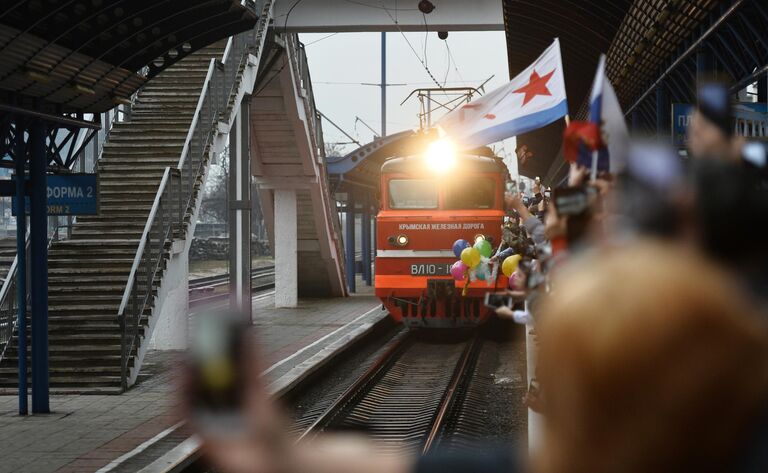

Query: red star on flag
left=513, top=69, right=555, bottom=106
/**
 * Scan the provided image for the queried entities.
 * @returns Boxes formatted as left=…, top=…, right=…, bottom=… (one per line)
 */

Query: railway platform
left=0, top=287, right=387, bottom=473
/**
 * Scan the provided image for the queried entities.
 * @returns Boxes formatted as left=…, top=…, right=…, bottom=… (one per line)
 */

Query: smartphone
left=553, top=186, right=589, bottom=216
left=484, top=292, right=513, bottom=309
left=189, top=310, right=250, bottom=433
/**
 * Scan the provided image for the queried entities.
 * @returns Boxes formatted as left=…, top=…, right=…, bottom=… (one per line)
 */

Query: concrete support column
left=361, top=196, right=371, bottom=286
left=345, top=191, right=356, bottom=293
left=14, top=120, right=28, bottom=416
left=631, top=110, right=641, bottom=133
left=758, top=75, right=767, bottom=105
left=229, top=101, right=252, bottom=318
left=656, top=85, right=669, bottom=140
left=29, top=120, right=49, bottom=414
left=274, top=189, right=297, bottom=308
left=696, top=48, right=715, bottom=83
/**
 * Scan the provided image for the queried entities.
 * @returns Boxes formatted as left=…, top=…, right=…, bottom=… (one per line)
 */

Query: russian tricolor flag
left=438, top=39, right=568, bottom=148
left=581, top=54, right=629, bottom=174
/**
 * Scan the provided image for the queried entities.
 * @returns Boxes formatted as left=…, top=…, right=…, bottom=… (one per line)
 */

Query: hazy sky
left=300, top=31, right=519, bottom=174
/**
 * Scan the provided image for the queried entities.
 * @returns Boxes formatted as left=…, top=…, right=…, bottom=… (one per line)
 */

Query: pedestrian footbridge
left=0, top=1, right=345, bottom=393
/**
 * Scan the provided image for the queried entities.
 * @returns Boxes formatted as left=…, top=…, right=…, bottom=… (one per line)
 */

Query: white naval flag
left=438, top=39, right=568, bottom=148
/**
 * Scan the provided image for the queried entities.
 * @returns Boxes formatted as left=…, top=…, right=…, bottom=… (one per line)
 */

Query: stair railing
left=116, top=0, right=273, bottom=390
left=117, top=168, right=182, bottom=390
left=284, top=34, right=347, bottom=286
left=0, top=231, right=31, bottom=364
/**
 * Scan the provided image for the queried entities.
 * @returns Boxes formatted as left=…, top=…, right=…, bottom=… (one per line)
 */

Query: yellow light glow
left=424, top=138, right=457, bottom=173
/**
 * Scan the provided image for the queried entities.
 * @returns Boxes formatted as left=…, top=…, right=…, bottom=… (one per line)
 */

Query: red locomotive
left=375, top=142, right=510, bottom=327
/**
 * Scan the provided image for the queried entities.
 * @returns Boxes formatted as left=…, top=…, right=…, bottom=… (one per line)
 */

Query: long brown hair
left=536, top=241, right=768, bottom=473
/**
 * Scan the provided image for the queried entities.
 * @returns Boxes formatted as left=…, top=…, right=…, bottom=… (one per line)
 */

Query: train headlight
left=474, top=234, right=486, bottom=244
left=424, top=138, right=457, bottom=173
left=396, top=234, right=409, bottom=246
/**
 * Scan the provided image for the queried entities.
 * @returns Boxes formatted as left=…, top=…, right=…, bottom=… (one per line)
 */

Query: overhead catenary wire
left=313, top=80, right=488, bottom=86
left=304, top=32, right=339, bottom=46
left=341, top=0, right=418, bottom=11
left=445, top=40, right=465, bottom=84
left=379, top=2, right=443, bottom=88
left=422, top=12, right=429, bottom=69
left=442, top=41, right=451, bottom=87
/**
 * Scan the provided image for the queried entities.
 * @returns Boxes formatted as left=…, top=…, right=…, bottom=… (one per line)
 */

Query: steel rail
left=296, top=331, right=414, bottom=443
left=188, top=265, right=275, bottom=290
left=421, top=334, right=482, bottom=454
left=188, top=269, right=276, bottom=306
left=297, top=332, right=483, bottom=454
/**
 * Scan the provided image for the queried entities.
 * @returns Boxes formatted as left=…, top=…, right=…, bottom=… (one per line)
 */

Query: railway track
left=188, top=265, right=275, bottom=306
left=296, top=331, right=484, bottom=455
left=141, top=325, right=523, bottom=472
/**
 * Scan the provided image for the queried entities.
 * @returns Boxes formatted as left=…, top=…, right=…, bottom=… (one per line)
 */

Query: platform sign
left=12, top=174, right=98, bottom=216
left=671, top=103, right=694, bottom=148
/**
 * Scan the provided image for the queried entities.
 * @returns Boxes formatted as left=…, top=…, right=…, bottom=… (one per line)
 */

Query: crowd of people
left=185, top=82, right=768, bottom=473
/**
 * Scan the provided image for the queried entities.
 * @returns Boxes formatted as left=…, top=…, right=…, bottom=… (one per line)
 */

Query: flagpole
left=564, top=114, right=570, bottom=126
left=590, top=150, right=598, bottom=181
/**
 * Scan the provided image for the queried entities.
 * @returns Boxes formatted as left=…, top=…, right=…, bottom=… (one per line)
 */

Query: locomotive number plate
left=410, top=263, right=452, bottom=276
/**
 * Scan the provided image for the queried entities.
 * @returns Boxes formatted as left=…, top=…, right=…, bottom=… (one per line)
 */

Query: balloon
left=450, top=261, right=468, bottom=280
left=501, top=254, right=522, bottom=277
left=452, top=239, right=471, bottom=259
left=460, top=247, right=481, bottom=268
left=474, top=239, right=493, bottom=258
left=475, top=265, right=487, bottom=280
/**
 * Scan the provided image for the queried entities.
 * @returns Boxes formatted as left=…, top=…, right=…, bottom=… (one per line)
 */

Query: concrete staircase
left=0, top=237, right=16, bottom=285
left=0, top=45, right=225, bottom=394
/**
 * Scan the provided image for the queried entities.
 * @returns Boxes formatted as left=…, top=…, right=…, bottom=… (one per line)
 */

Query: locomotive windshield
left=389, top=179, right=439, bottom=209
left=444, top=177, right=495, bottom=209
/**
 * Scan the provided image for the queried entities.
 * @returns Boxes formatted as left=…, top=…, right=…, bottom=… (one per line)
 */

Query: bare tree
left=199, top=150, right=229, bottom=224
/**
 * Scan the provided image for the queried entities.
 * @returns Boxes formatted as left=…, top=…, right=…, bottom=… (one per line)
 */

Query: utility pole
left=361, top=33, right=405, bottom=139
left=381, top=32, right=386, bottom=137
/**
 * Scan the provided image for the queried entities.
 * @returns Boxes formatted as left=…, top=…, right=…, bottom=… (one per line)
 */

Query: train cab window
left=444, top=177, right=496, bottom=209
left=388, top=179, right=439, bottom=209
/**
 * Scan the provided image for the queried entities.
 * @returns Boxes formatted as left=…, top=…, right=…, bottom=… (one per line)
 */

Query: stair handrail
left=0, top=230, right=32, bottom=363
left=117, top=167, right=182, bottom=390
left=117, top=167, right=171, bottom=317
left=116, top=0, right=272, bottom=390
left=175, top=0, right=272, bottom=224
left=283, top=34, right=347, bottom=291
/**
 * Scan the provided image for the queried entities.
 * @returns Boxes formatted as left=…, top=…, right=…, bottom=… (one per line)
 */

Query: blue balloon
left=452, top=239, right=471, bottom=258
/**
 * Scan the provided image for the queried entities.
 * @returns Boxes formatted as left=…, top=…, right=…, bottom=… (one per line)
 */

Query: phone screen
left=484, top=292, right=512, bottom=309
left=553, top=187, right=589, bottom=216
left=189, top=311, right=249, bottom=431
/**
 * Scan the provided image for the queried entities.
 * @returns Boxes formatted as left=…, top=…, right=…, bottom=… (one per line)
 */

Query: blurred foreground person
left=690, top=158, right=768, bottom=302
left=536, top=241, right=768, bottom=473
left=688, top=82, right=738, bottom=161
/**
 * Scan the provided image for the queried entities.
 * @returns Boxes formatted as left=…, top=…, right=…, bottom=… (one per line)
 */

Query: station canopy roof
left=502, top=0, right=721, bottom=183
left=0, top=0, right=257, bottom=115
left=502, top=0, right=632, bottom=181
